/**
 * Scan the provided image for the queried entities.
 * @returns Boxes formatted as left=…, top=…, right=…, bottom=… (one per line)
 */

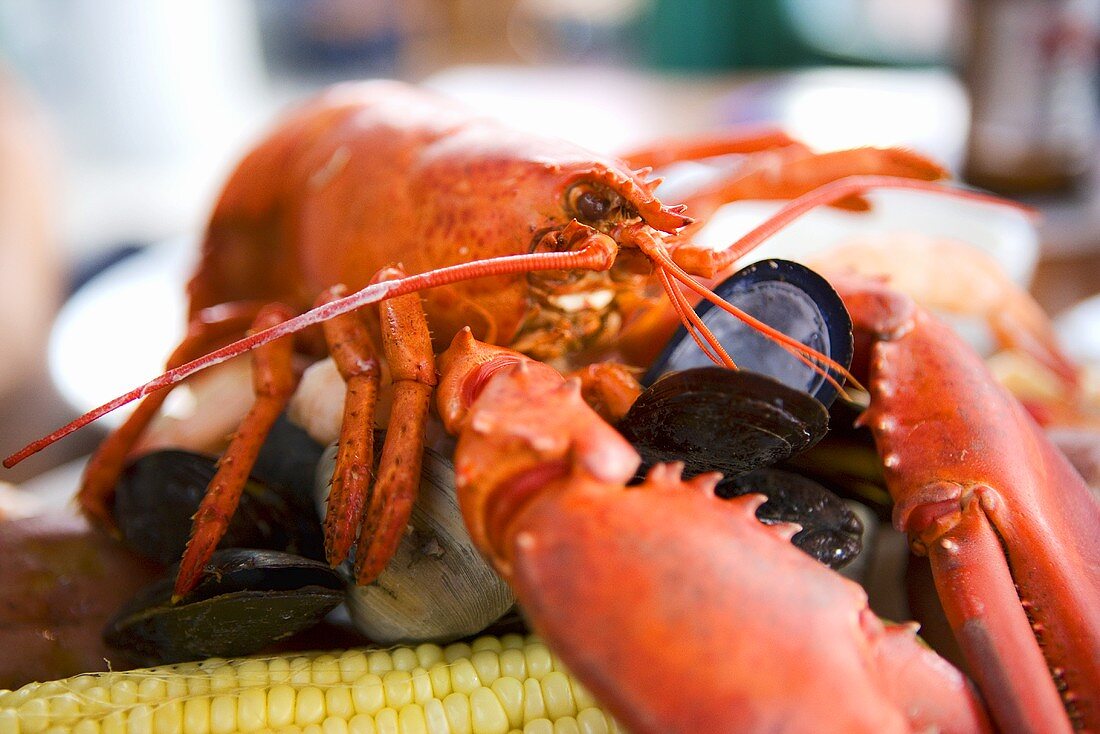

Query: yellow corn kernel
left=523, top=645, right=554, bottom=681
left=183, top=695, right=211, bottom=734
left=367, top=652, right=395, bottom=676
left=338, top=652, right=369, bottom=684
left=0, top=636, right=617, bottom=734
left=268, top=685, right=297, bottom=729
left=426, top=663, right=452, bottom=701
left=347, top=713, right=377, bottom=734
left=498, top=649, right=526, bottom=681
left=522, top=720, right=553, bottom=734
left=447, top=660, right=481, bottom=696
left=441, top=693, right=472, bottom=734
left=442, top=643, right=473, bottom=664
left=521, top=679, right=546, bottom=724
left=397, top=703, right=428, bottom=734
left=490, top=677, right=523, bottom=729
left=574, top=708, right=611, bottom=734
left=210, top=695, right=237, bottom=734
left=470, top=636, right=503, bottom=654
left=380, top=671, right=413, bottom=710
left=407, top=670, right=433, bottom=706
left=152, top=699, right=183, bottom=734
left=311, top=656, right=342, bottom=688
left=237, top=688, right=267, bottom=732
left=551, top=717, right=581, bottom=734
left=324, top=686, right=355, bottom=722
left=413, top=645, right=443, bottom=671
left=421, top=699, right=448, bottom=734
left=321, top=715, right=349, bottom=734
left=372, top=707, right=398, bottom=734
left=389, top=649, right=419, bottom=674
left=470, top=651, right=501, bottom=687
left=470, top=687, right=508, bottom=734
left=351, top=675, right=385, bottom=716
left=540, top=674, right=575, bottom=721
left=294, top=688, right=326, bottom=727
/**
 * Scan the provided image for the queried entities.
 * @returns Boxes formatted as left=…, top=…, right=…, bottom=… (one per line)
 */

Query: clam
left=316, top=439, right=515, bottom=645
left=646, top=259, right=853, bottom=407
left=617, top=367, right=829, bottom=479
left=103, top=548, right=344, bottom=665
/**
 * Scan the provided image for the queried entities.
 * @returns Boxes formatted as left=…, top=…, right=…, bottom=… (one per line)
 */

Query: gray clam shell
left=316, top=444, right=514, bottom=645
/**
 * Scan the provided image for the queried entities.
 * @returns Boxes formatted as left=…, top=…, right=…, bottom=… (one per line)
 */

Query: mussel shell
left=618, top=367, right=829, bottom=478
left=115, top=448, right=324, bottom=566
left=717, top=468, right=863, bottom=569
left=103, top=549, right=344, bottom=665
left=646, top=259, right=853, bottom=407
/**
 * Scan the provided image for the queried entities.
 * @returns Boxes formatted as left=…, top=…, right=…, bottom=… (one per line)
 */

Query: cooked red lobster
left=7, top=81, right=1097, bottom=732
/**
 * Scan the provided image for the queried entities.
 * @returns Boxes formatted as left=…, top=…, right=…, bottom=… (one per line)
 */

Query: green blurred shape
left=642, top=0, right=823, bottom=70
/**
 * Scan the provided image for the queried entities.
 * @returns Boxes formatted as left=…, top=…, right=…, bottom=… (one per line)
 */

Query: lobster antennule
left=3, top=230, right=620, bottom=469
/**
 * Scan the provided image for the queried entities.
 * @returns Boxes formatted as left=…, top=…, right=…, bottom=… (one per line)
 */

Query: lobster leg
left=617, top=127, right=807, bottom=170
left=174, top=303, right=300, bottom=598
left=670, top=176, right=1027, bottom=279
left=673, top=147, right=948, bottom=223
left=836, top=276, right=1100, bottom=733
left=437, top=332, right=992, bottom=734
left=567, top=362, right=643, bottom=423
left=315, top=285, right=381, bottom=567
left=352, top=266, right=437, bottom=584
left=76, top=302, right=265, bottom=527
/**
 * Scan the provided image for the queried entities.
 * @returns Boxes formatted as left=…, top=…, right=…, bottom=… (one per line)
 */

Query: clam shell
left=316, top=442, right=514, bottom=645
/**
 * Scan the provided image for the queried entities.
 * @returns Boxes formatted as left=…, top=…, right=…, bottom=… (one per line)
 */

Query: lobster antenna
left=4, top=234, right=618, bottom=468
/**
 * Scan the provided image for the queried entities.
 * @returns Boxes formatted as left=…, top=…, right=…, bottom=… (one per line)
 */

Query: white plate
left=49, top=238, right=194, bottom=427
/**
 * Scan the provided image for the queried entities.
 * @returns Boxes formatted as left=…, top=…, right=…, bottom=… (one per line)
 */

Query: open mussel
left=618, top=367, right=829, bottom=479
left=103, top=548, right=344, bottom=665
left=717, top=468, right=863, bottom=569
left=316, top=436, right=515, bottom=646
left=646, top=259, right=853, bottom=407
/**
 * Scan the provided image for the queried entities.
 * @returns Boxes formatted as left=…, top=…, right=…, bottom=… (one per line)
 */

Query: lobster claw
left=438, top=331, right=991, bottom=734
left=835, top=275, right=1100, bottom=734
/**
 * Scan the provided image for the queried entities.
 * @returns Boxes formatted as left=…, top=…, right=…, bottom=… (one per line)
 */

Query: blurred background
left=0, top=0, right=1098, bottom=481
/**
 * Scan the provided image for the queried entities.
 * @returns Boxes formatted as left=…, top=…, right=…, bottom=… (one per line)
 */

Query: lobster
left=5, top=80, right=1096, bottom=731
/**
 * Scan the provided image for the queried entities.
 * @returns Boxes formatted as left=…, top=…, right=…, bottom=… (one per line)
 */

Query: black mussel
left=103, top=549, right=344, bottom=665
left=115, top=449, right=325, bottom=567
left=646, top=259, right=853, bottom=407
left=251, top=413, right=328, bottom=508
left=717, top=468, right=863, bottom=569
left=618, top=367, right=829, bottom=478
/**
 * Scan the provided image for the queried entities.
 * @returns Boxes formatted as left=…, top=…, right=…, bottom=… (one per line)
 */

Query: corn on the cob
left=0, top=634, right=619, bottom=734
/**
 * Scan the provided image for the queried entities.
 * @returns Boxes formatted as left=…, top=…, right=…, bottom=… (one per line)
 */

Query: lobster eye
left=567, top=185, right=612, bottom=224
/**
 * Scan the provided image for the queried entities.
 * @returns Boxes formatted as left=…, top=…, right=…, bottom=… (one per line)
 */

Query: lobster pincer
left=832, top=275, right=1100, bottom=733
left=435, top=328, right=991, bottom=734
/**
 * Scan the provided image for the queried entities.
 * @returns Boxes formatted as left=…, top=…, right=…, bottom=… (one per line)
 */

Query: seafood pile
left=3, top=81, right=1099, bottom=733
